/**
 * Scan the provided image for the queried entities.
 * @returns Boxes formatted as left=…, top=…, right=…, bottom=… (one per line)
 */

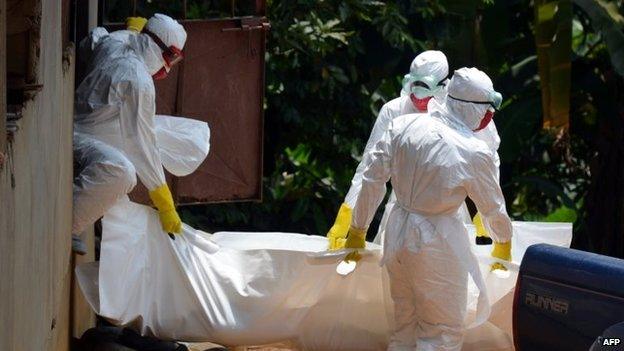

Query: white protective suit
left=350, top=68, right=512, bottom=350
left=340, top=51, right=501, bottom=246
left=343, top=51, right=449, bottom=246
left=73, top=115, right=209, bottom=234
left=72, top=15, right=189, bottom=234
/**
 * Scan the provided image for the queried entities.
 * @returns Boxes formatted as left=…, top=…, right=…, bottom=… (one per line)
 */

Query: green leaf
left=543, top=205, right=578, bottom=222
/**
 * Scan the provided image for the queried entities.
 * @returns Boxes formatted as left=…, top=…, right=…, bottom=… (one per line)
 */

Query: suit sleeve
left=351, top=126, right=394, bottom=230
left=118, top=78, right=166, bottom=191
left=344, top=104, right=393, bottom=208
left=465, top=150, right=513, bottom=243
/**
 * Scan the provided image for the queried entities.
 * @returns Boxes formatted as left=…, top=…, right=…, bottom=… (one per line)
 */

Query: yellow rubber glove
left=344, top=227, right=366, bottom=262
left=126, top=17, right=148, bottom=32
left=327, top=203, right=352, bottom=250
left=149, top=184, right=182, bottom=234
left=473, top=212, right=493, bottom=244
left=491, top=241, right=511, bottom=271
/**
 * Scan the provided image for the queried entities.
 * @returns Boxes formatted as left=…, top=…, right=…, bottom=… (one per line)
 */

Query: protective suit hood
left=401, top=50, right=449, bottom=99
left=145, top=14, right=187, bottom=50
left=444, top=67, right=502, bottom=131
left=126, top=14, right=187, bottom=76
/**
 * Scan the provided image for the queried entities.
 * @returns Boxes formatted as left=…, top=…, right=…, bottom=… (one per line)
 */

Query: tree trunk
left=579, top=72, right=624, bottom=257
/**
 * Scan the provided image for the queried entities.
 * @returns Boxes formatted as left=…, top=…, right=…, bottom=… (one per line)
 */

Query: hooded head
left=445, top=67, right=502, bottom=131
left=145, top=14, right=187, bottom=51
left=139, top=14, right=187, bottom=79
left=401, top=50, right=449, bottom=111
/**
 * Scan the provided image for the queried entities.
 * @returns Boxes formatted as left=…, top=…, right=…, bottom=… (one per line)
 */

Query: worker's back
left=74, top=33, right=154, bottom=144
left=388, top=112, right=492, bottom=217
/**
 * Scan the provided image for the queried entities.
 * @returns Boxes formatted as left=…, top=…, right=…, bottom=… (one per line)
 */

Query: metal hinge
left=221, top=17, right=271, bottom=32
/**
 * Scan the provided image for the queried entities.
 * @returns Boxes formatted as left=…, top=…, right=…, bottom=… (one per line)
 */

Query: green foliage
left=180, top=0, right=624, bottom=248
left=544, top=205, right=578, bottom=222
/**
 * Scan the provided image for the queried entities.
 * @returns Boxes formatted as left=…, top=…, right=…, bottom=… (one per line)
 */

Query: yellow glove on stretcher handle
left=344, top=227, right=366, bottom=262
left=327, top=203, right=352, bottom=250
left=149, top=184, right=182, bottom=234
left=126, top=17, right=148, bottom=32
left=491, top=241, right=511, bottom=271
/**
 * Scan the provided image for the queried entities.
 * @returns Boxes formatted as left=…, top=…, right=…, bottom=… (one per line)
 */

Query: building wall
left=0, top=0, right=75, bottom=349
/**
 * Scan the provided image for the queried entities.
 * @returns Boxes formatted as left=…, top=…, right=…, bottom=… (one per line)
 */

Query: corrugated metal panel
left=125, top=17, right=267, bottom=205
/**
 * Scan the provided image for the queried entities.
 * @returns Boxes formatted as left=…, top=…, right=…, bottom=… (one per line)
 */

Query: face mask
left=409, top=94, right=432, bottom=112
left=152, top=67, right=168, bottom=80
left=474, top=109, right=494, bottom=131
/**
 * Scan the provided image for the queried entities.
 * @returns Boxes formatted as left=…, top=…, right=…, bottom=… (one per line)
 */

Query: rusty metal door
left=152, top=17, right=268, bottom=205
left=101, top=3, right=268, bottom=205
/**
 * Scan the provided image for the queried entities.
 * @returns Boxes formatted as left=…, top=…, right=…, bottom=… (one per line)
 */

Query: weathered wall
left=0, top=0, right=74, bottom=349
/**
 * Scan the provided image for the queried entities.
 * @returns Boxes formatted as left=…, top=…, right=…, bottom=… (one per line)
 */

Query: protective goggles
left=402, top=73, right=447, bottom=99
left=143, top=28, right=184, bottom=68
left=447, top=90, right=503, bottom=111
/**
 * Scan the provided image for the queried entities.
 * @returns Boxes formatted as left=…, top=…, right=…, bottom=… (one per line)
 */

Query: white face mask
left=445, top=89, right=502, bottom=131
left=446, top=98, right=490, bottom=131
left=129, top=34, right=167, bottom=76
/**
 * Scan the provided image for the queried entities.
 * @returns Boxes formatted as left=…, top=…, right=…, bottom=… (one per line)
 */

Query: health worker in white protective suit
left=72, top=14, right=187, bottom=253
left=326, top=50, right=449, bottom=250
left=343, top=67, right=513, bottom=350
left=327, top=51, right=503, bottom=250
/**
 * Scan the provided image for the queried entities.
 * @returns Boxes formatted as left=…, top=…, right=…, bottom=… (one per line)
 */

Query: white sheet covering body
left=76, top=199, right=571, bottom=350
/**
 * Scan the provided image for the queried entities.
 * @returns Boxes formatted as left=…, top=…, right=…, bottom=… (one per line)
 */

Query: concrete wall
left=0, top=0, right=75, bottom=349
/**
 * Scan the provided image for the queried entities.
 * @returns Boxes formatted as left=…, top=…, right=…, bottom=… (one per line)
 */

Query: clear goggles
left=402, top=73, right=447, bottom=99
left=447, top=90, right=503, bottom=111
left=143, top=28, right=184, bottom=69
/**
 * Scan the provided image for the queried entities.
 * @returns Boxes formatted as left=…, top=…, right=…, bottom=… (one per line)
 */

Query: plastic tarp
left=76, top=198, right=571, bottom=350
left=155, top=115, right=210, bottom=177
